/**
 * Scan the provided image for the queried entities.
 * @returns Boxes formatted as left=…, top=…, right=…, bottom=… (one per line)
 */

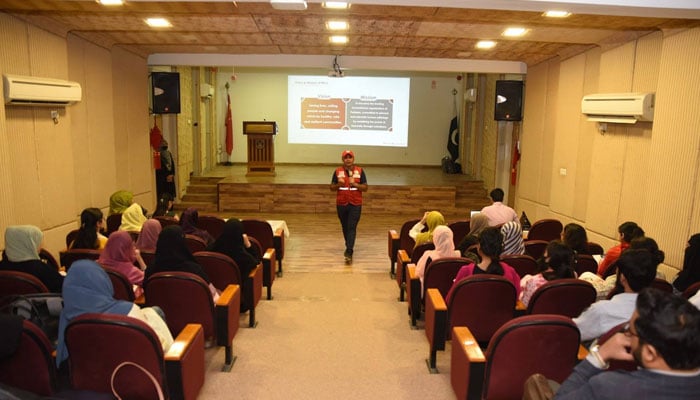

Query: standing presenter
left=330, top=150, right=368, bottom=264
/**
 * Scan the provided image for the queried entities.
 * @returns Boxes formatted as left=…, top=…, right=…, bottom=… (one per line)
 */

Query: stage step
left=174, top=176, right=223, bottom=213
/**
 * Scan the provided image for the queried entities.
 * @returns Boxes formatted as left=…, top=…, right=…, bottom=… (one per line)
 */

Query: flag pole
left=223, top=81, right=234, bottom=166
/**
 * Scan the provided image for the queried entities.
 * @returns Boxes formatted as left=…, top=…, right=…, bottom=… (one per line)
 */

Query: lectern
left=243, top=121, right=276, bottom=176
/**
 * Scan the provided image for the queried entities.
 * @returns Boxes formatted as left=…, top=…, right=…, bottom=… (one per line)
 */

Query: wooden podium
left=243, top=121, right=276, bottom=176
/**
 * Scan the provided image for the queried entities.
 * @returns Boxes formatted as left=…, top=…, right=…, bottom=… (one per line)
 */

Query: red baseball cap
left=342, top=150, right=354, bottom=158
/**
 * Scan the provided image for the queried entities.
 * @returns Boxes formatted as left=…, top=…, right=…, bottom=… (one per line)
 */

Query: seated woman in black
left=208, top=219, right=261, bottom=312
left=0, top=225, right=63, bottom=292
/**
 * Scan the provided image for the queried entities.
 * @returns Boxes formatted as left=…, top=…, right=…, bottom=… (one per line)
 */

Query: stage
left=192, top=163, right=489, bottom=217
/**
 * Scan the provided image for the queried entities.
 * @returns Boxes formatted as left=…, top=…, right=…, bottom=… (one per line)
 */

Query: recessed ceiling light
left=323, top=2, right=350, bottom=9
left=96, top=0, right=124, bottom=5
left=326, top=20, right=349, bottom=30
left=502, top=27, right=528, bottom=37
left=145, top=18, right=172, bottom=28
left=543, top=10, right=571, bottom=18
left=476, top=40, right=496, bottom=49
left=270, top=0, right=308, bottom=10
left=330, top=35, right=348, bottom=44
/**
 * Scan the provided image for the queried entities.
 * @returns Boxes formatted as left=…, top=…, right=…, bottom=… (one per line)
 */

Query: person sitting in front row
left=554, top=288, right=700, bottom=399
left=409, top=210, right=445, bottom=249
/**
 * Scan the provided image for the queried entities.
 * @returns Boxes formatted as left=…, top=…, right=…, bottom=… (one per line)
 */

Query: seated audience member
left=597, top=221, right=644, bottom=276
left=409, top=210, right=446, bottom=249
left=456, top=212, right=489, bottom=262
left=480, top=188, right=518, bottom=227
left=179, top=207, right=214, bottom=247
left=152, top=192, right=178, bottom=220
left=69, top=207, right=108, bottom=250
left=673, top=233, right=700, bottom=294
left=135, top=219, right=162, bottom=253
left=98, top=231, right=146, bottom=297
left=208, top=219, right=261, bottom=312
left=520, top=241, right=576, bottom=306
left=119, top=202, right=148, bottom=232
left=501, top=221, right=525, bottom=255
left=55, top=260, right=173, bottom=368
left=554, top=288, right=700, bottom=399
left=148, top=225, right=218, bottom=300
left=562, top=223, right=589, bottom=255
left=108, top=190, right=133, bottom=216
left=0, top=225, right=63, bottom=292
left=414, top=225, right=461, bottom=292
left=446, top=227, right=521, bottom=303
left=574, top=249, right=657, bottom=342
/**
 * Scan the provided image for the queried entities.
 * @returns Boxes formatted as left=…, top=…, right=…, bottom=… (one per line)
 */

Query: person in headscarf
left=136, top=219, right=162, bottom=252
left=673, top=233, right=700, bottom=293
left=0, top=225, right=63, bottom=292
left=156, top=139, right=176, bottom=199
left=501, top=221, right=525, bottom=255
left=70, top=207, right=108, bottom=250
left=409, top=210, right=446, bottom=249
left=109, top=190, right=133, bottom=216
left=415, top=225, right=461, bottom=293
left=179, top=207, right=214, bottom=247
left=119, top=202, right=147, bottom=232
left=457, top=212, right=489, bottom=259
left=208, top=219, right=261, bottom=312
left=98, top=231, right=146, bottom=297
left=55, top=260, right=173, bottom=367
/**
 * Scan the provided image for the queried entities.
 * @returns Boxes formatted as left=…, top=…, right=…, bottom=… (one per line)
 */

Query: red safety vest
left=335, top=166, right=363, bottom=206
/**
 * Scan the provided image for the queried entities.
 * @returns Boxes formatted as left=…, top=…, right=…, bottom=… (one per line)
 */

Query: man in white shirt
left=480, top=188, right=518, bottom=227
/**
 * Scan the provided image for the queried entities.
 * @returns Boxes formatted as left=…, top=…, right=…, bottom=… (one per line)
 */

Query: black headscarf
left=208, top=219, right=259, bottom=279
left=148, top=225, right=209, bottom=283
left=179, top=207, right=214, bottom=246
left=673, top=233, right=700, bottom=292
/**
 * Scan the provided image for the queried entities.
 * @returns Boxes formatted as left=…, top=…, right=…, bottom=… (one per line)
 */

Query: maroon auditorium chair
left=527, top=219, right=563, bottom=242
left=406, top=257, right=470, bottom=327
left=0, top=270, right=49, bottom=298
left=387, top=218, right=419, bottom=278
left=196, top=215, right=226, bottom=240
left=396, top=242, right=434, bottom=302
left=501, top=254, right=538, bottom=278
left=526, top=278, right=596, bottom=318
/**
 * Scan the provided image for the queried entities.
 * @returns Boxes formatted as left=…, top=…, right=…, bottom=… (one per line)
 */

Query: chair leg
left=390, top=260, right=395, bottom=279
left=222, top=344, right=237, bottom=372
left=266, top=285, right=272, bottom=300
left=249, top=306, right=258, bottom=328
left=426, top=349, right=439, bottom=374
left=277, top=259, right=283, bottom=277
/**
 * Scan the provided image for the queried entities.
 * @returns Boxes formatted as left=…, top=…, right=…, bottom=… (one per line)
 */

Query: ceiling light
left=96, top=0, right=124, bottom=5
left=145, top=18, right=172, bottom=28
left=323, top=2, right=350, bottom=9
left=476, top=40, right=496, bottom=49
left=326, top=20, right=348, bottom=30
left=330, top=35, right=348, bottom=44
left=543, top=10, right=571, bottom=18
left=502, top=27, right=528, bottom=37
left=270, top=0, right=307, bottom=10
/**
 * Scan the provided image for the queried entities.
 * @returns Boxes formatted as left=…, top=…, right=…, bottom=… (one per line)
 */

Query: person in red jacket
left=330, top=150, right=368, bottom=264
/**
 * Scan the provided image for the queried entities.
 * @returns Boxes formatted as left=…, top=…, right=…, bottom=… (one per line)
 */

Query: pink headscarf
left=136, top=219, right=162, bottom=251
left=99, top=231, right=144, bottom=286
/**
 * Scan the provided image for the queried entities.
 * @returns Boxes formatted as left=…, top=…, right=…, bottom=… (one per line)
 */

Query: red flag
left=225, top=93, right=233, bottom=156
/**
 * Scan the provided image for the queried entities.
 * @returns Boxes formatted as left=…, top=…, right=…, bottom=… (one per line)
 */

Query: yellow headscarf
left=109, top=190, right=133, bottom=215
left=415, top=211, right=445, bottom=247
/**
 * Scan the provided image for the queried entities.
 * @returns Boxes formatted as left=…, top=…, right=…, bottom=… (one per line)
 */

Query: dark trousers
left=337, top=204, right=362, bottom=254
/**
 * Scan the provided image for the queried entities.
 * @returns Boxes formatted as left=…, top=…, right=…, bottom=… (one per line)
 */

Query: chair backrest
left=39, top=248, right=60, bottom=272
left=586, top=241, right=605, bottom=255
left=0, top=271, right=49, bottom=298
left=399, top=219, right=420, bottom=254
left=447, top=274, right=516, bottom=344
left=682, top=281, right=700, bottom=299
left=144, top=272, right=215, bottom=340
left=184, top=234, right=207, bottom=254
left=65, top=313, right=166, bottom=397
left=423, top=257, right=470, bottom=300
left=650, top=278, right=673, bottom=293
left=153, top=215, right=179, bottom=229
left=523, top=240, right=548, bottom=260
left=105, top=268, right=136, bottom=302
left=59, top=249, right=101, bottom=271
left=0, top=318, right=56, bottom=396
left=448, top=220, right=470, bottom=248
left=65, top=229, right=79, bottom=248
left=193, top=251, right=242, bottom=292
left=500, top=254, right=538, bottom=278
left=196, top=215, right=226, bottom=240
left=575, top=254, right=598, bottom=276
left=411, top=242, right=435, bottom=264
left=526, top=278, right=597, bottom=317
left=242, top=219, right=274, bottom=250
left=482, top=314, right=580, bottom=400
left=527, top=219, right=563, bottom=242
left=106, top=214, right=122, bottom=235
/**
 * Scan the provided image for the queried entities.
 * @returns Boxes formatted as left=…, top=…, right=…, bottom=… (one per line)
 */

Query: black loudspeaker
left=151, top=72, right=181, bottom=114
left=494, top=80, right=523, bottom=121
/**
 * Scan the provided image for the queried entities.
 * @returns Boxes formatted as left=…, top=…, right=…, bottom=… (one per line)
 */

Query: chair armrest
left=451, top=326, right=486, bottom=400
left=396, top=249, right=411, bottom=301
left=425, top=288, right=448, bottom=370
left=261, top=248, right=276, bottom=299
left=388, top=229, right=399, bottom=259
left=215, top=284, right=241, bottom=345
left=407, top=266, right=421, bottom=326
left=273, top=228, right=284, bottom=259
left=249, top=265, right=263, bottom=308
left=165, top=323, right=205, bottom=400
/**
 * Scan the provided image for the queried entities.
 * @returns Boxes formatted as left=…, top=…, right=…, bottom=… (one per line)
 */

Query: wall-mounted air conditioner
left=581, top=92, right=654, bottom=124
left=3, top=74, right=82, bottom=106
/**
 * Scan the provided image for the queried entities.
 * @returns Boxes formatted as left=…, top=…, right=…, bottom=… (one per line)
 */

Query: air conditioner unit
left=581, top=92, right=654, bottom=124
left=3, top=74, right=82, bottom=106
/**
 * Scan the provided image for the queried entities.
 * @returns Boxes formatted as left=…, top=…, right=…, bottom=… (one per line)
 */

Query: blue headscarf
left=55, top=259, right=133, bottom=366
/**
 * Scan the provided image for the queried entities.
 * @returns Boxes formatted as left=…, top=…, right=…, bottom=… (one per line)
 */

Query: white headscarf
left=119, top=203, right=147, bottom=232
left=4, top=225, right=43, bottom=262
left=416, top=226, right=460, bottom=280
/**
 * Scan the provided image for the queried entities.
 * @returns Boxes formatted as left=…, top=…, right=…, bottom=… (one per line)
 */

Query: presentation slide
left=288, top=75, right=410, bottom=147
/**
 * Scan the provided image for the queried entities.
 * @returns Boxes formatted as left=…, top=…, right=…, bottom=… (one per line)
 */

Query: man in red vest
left=330, top=150, right=368, bottom=264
